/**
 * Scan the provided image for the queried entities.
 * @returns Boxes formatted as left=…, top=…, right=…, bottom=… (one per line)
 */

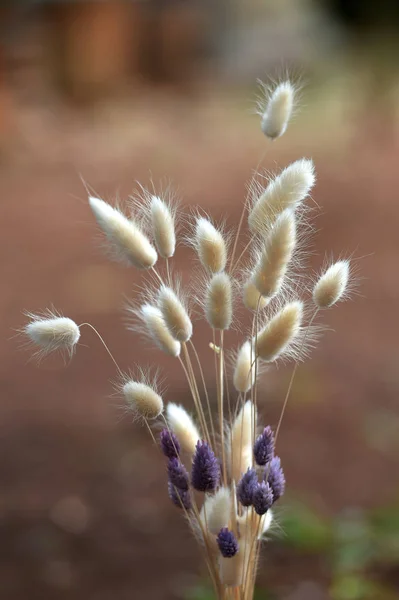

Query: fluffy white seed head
left=230, top=400, right=256, bottom=483
left=123, top=380, right=163, bottom=420
left=205, top=272, right=233, bottom=330
left=243, top=279, right=269, bottom=311
left=150, top=195, right=176, bottom=258
left=200, top=487, right=231, bottom=534
left=313, top=261, right=350, bottom=308
left=89, top=196, right=157, bottom=269
left=140, top=304, right=181, bottom=357
left=238, top=507, right=273, bottom=540
left=158, top=286, right=192, bottom=342
left=255, top=301, right=303, bottom=362
left=248, top=159, right=315, bottom=234
left=261, top=80, right=295, bottom=140
left=166, top=403, right=200, bottom=455
left=233, top=341, right=257, bottom=393
left=25, top=313, right=80, bottom=356
left=252, top=209, right=296, bottom=299
left=194, top=217, right=227, bottom=273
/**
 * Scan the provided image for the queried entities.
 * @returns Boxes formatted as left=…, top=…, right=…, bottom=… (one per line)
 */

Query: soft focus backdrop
left=1, top=1, right=399, bottom=599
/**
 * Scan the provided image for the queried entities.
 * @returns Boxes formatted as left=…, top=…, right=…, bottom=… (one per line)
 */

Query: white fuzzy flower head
left=260, top=80, right=295, bottom=140
left=205, top=272, right=233, bottom=330
left=89, top=196, right=157, bottom=269
left=194, top=217, right=227, bottom=273
left=313, top=260, right=350, bottom=308
left=248, top=159, right=315, bottom=234
left=24, top=312, right=80, bottom=357
left=255, top=301, right=303, bottom=362
left=150, top=195, right=176, bottom=259
left=166, top=402, right=200, bottom=455
left=243, top=279, right=269, bottom=311
left=123, top=380, right=163, bottom=420
left=158, top=286, right=192, bottom=342
left=233, top=341, right=257, bottom=393
left=140, top=304, right=181, bottom=357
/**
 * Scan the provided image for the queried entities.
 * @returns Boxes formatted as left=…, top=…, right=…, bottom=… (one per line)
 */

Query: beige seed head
left=140, top=304, right=181, bottom=357
left=200, top=487, right=231, bottom=534
left=150, top=195, right=176, bottom=258
left=230, top=400, right=256, bottom=483
left=313, top=261, right=350, bottom=308
left=194, top=217, right=227, bottom=273
left=238, top=507, right=273, bottom=540
left=233, top=341, right=257, bottom=393
left=261, top=80, right=295, bottom=140
left=123, top=380, right=163, bottom=420
left=166, top=403, right=200, bottom=455
left=243, top=279, right=269, bottom=311
left=248, top=159, right=315, bottom=234
left=25, top=313, right=80, bottom=356
left=89, top=196, right=157, bottom=269
left=158, top=286, right=192, bottom=342
left=252, top=209, right=296, bottom=299
left=205, top=272, right=233, bottom=330
left=255, top=301, right=303, bottom=362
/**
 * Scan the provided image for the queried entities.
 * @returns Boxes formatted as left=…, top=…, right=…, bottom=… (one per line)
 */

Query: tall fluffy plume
left=255, top=301, right=303, bottom=362
left=229, top=401, right=256, bottom=483
left=166, top=403, right=200, bottom=455
left=260, top=80, right=296, bottom=140
left=194, top=217, right=227, bottom=273
left=150, top=195, right=176, bottom=259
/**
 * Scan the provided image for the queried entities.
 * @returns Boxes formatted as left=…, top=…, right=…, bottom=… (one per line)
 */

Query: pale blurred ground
left=1, top=1, right=399, bottom=599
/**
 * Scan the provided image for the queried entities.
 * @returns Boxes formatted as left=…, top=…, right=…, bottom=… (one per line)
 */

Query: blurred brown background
left=1, top=1, right=399, bottom=599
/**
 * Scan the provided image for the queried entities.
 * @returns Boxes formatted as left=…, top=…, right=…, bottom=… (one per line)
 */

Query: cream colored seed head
left=238, top=507, right=273, bottom=540
left=230, top=400, right=256, bottom=483
left=255, top=301, right=303, bottom=362
left=140, top=304, right=181, bottom=357
left=158, top=286, right=192, bottom=342
left=261, top=80, right=295, bottom=140
left=313, top=260, right=350, bottom=308
left=25, top=314, right=80, bottom=355
left=200, top=487, right=231, bottom=534
left=205, top=272, right=233, bottom=330
left=166, top=403, right=200, bottom=455
left=123, top=380, right=163, bottom=419
left=150, top=195, right=176, bottom=259
left=243, top=279, right=269, bottom=311
left=233, top=341, right=257, bottom=393
left=252, top=209, right=296, bottom=299
left=248, top=159, right=315, bottom=234
left=89, top=196, right=157, bottom=269
left=195, top=217, right=227, bottom=273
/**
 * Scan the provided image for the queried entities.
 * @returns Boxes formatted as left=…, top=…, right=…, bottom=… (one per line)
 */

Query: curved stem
left=78, top=322, right=123, bottom=377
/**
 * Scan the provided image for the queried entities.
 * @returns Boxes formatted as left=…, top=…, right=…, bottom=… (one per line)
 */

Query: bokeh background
left=1, top=1, right=399, bottom=599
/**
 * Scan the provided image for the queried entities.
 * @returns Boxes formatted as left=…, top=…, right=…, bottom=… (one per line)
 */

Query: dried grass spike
left=243, top=279, right=269, bottom=311
left=252, top=209, right=296, bottom=299
left=233, top=341, right=257, bottom=393
left=150, top=195, right=176, bottom=258
left=313, top=260, right=350, bottom=308
left=123, top=380, right=163, bottom=419
left=205, top=272, right=233, bottom=330
left=194, top=217, right=227, bottom=273
left=166, top=403, right=200, bottom=455
left=158, top=286, right=192, bottom=342
left=261, top=80, right=295, bottom=140
left=200, top=487, right=231, bottom=534
left=89, top=196, right=157, bottom=269
left=230, top=401, right=256, bottom=483
left=255, top=301, right=303, bottom=362
left=25, top=312, right=80, bottom=356
left=248, top=159, right=315, bottom=234
left=140, top=304, right=181, bottom=357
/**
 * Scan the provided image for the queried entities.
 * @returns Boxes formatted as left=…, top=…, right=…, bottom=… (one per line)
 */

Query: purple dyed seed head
left=266, top=456, right=285, bottom=502
left=237, top=468, right=258, bottom=507
left=252, top=481, right=273, bottom=515
left=253, top=426, right=275, bottom=466
left=217, top=527, right=239, bottom=558
left=168, top=482, right=192, bottom=510
left=168, top=457, right=189, bottom=491
left=160, top=428, right=180, bottom=459
left=191, top=440, right=220, bottom=493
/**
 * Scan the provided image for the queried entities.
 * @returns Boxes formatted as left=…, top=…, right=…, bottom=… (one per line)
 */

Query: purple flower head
left=252, top=481, right=273, bottom=515
left=253, top=426, right=275, bottom=466
left=217, top=527, right=239, bottom=558
left=266, top=456, right=285, bottom=502
left=168, top=458, right=189, bottom=491
left=160, top=428, right=180, bottom=459
left=191, top=440, right=220, bottom=492
left=237, top=468, right=257, bottom=507
left=168, top=482, right=192, bottom=510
